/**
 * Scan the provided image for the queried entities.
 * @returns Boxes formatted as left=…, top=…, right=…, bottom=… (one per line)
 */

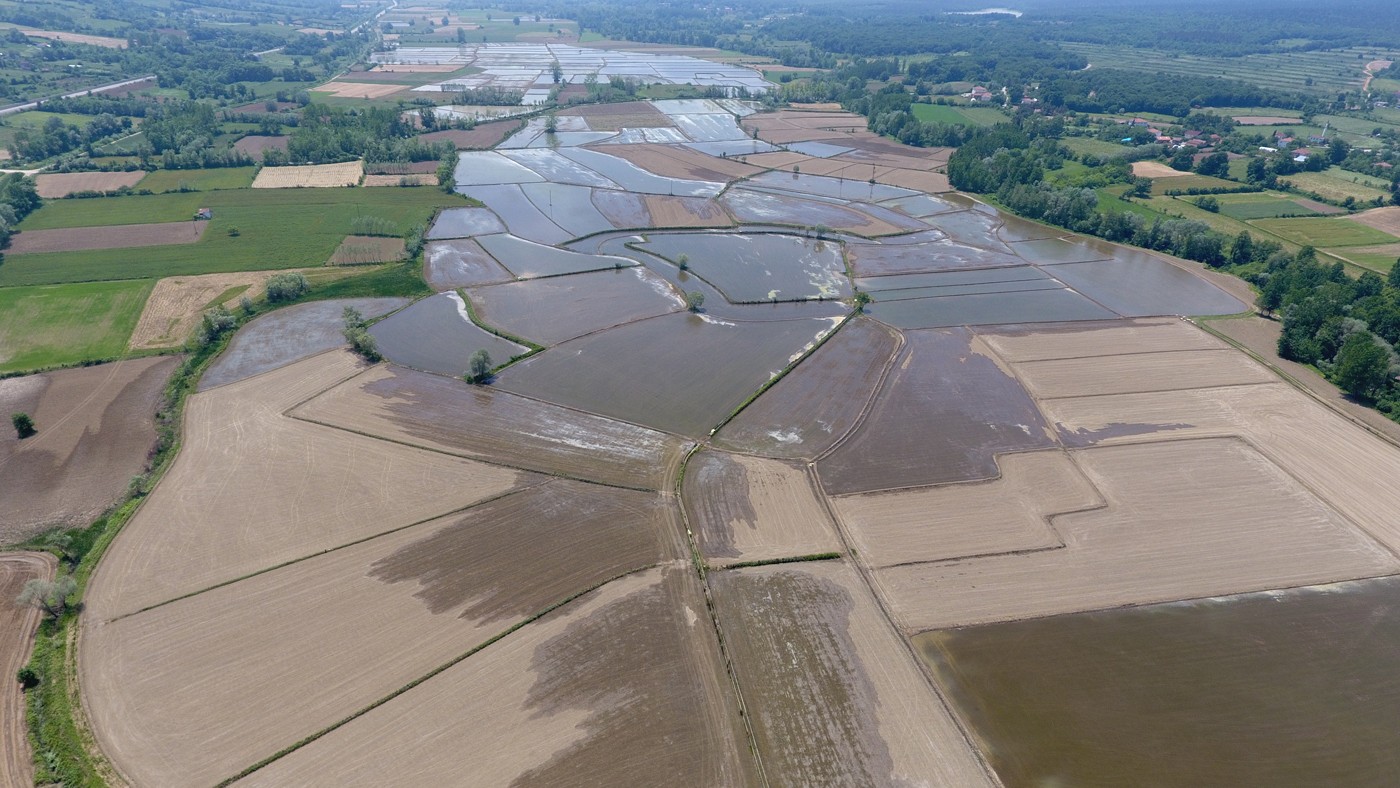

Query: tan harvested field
left=83, top=351, right=533, bottom=619
left=644, top=194, right=733, bottom=227
left=978, top=317, right=1228, bottom=362
left=33, top=170, right=146, bottom=198
left=128, top=271, right=269, bottom=349
left=873, top=168, right=952, bottom=193
left=238, top=566, right=757, bottom=787
left=593, top=143, right=762, bottom=182
left=313, top=81, right=409, bottom=99
left=252, top=160, right=363, bottom=188
left=0, top=357, right=178, bottom=543
left=361, top=173, right=436, bottom=187
left=562, top=101, right=674, bottom=131
left=83, top=482, right=681, bottom=787
left=835, top=148, right=949, bottom=171
left=0, top=552, right=54, bottom=788
left=290, top=364, right=692, bottom=490
left=232, top=134, right=289, bottom=157
left=742, top=151, right=811, bottom=170
left=8, top=27, right=126, bottom=47
left=8, top=220, right=206, bottom=254
left=683, top=451, right=843, bottom=566
left=1131, top=161, right=1189, bottom=178
left=755, top=127, right=854, bottom=145
left=327, top=234, right=407, bottom=264
left=875, top=437, right=1400, bottom=631
left=1012, top=348, right=1275, bottom=399
left=1349, top=206, right=1400, bottom=237
left=711, top=561, right=993, bottom=787
left=832, top=450, right=1102, bottom=567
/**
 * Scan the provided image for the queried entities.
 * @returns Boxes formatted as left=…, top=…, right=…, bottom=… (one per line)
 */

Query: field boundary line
left=1033, top=379, right=1277, bottom=401
left=809, top=322, right=906, bottom=465
left=105, top=481, right=551, bottom=623
left=215, top=563, right=667, bottom=787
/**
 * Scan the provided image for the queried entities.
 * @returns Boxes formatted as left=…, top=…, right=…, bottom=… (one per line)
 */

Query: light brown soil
left=978, top=317, right=1227, bottom=362
left=683, top=451, right=843, bottom=566
left=82, top=482, right=681, bottom=787
left=10, top=27, right=126, bottom=47
left=711, top=561, right=994, bottom=787
left=835, top=149, right=949, bottom=171
left=644, top=195, right=733, bottom=227
left=832, top=450, right=1102, bottom=567
left=420, top=119, right=523, bottom=150
left=590, top=143, right=762, bottom=182
left=232, top=135, right=289, bottom=157
left=360, top=173, right=436, bottom=187
left=0, top=552, right=55, bottom=788
left=742, top=151, right=811, bottom=170
left=1012, top=349, right=1276, bottom=399
left=252, top=161, right=363, bottom=188
left=82, top=351, right=532, bottom=619
left=33, top=170, right=146, bottom=198
left=0, top=357, right=178, bottom=543
left=237, top=566, right=758, bottom=787
left=290, top=364, right=692, bottom=490
left=327, top=235, right=407, bottom=264
left=876, top=438, right=1400, bottom=631
left=872, top=168, right=951, bottom=193
left=313, top=81, right=409, bottom=99
left=1349, top=206, right=1400, bottom=237
left=1131, top=161, right=1189, bottom=178
left=562, top=101, right=674, bottom=131
left=8, top=220, right=206, bottom=254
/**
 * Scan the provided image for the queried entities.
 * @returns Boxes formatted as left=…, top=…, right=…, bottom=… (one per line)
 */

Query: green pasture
left=0, top=279, right=153, bottom=373
left=1060, top=136, right=1134, bottom=158
left=136, top=167, right=257, bottom=192
left=1218, top=198, right=1321, bottom=220
left=1059, top=43, right=1374, bottom=95
left=1152, top=173, right=1240, bottom=194
left=1251, top=216, right=1399, bottom=248
left=1282, top=170, right=1391, bottom=203
left=911, top=104, right=1005, bottom=126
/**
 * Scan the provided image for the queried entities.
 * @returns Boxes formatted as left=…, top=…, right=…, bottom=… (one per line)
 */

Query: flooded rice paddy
left=369, top=292, right=528, bottom=376
left=638, top=232, right=849, bottom=302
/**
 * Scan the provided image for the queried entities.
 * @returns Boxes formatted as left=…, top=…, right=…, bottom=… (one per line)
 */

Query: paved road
left=0, top=74, right=156, bottom=117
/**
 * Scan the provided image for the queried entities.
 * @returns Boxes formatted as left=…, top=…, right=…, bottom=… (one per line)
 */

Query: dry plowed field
left=8, top=221, right=206, bottom=254
left=0, top=552, right=55, bottom=788
left=34, top=170, right=147, bottom=198
left=645, top=195, right=733, bottom=227
left=252, top=161, right=363, bottom=188
left=1131, top=161, right=1188, bottom=178
left=1348, top=206, right=1400, bottom=237
left=0, top=356, right=178, bottom=542
left=314, top=81, right=409, bottom=99
left=232, top=135, right=288, bottom=157
left=128, top=271, right=269, bottom=349
left=420, top=119, right=523, bottom=150
left=290, top=364, right=692, bottom=490
left=683, top=451, right=843, bottom=566
left=590, top=143, right=761, bottom=182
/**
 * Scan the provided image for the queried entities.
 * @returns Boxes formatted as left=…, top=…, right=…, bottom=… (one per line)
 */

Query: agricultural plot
left=128, top=271, right=269, bottom=349
left=423, top=238, right=514, bottom=289
left=425, top=206, right=506, bottom=238
left=251, top=161, right=364, bottom=188
left=369, top=292, right=528, bottom=376
left=33, top=170, right=146, bottom=198
left=232, top=135, right=288, bottom=157
left=1349, top=206, right=1400, bottom=237
left=1251, top=215, right=1398, bottom=248
left=361, top=174, right=436, bottom=187
left=0, top=357, right=178, bottom=542
left=1282, top=170, right=1391, bottom=203
left=137, top=167, right=257, bottom=193
left=0, top=280, right=153, bottom=372
left=469, top=267, right=683, bottom=345
left=478, top=232, right=632, bottom=278
left=0, top=553, right=54, bottom=788
left=639, top=232, right=849, bottom=302
left=327, top=235, right=407, bottom=264
left=682, top=451, right=843, bottom=566
left=291, top=365, right=691, bottom=490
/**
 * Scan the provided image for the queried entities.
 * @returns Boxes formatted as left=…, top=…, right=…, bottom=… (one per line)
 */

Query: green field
left=0, top=280, right=154, bottom=373
left=911, top=103, right=1005, bottom=126
left=1060, top=136, right=1134, bottom=158
left=1146, top=195, right=1275, bottom=240
left=1060, top=43, right=1378, bottom=95
left=1251, top=216, right=1399, bottom=248
left=1326, top=248, right=1400, bottom=274
left=0, top=111, right=95, bottom=146
left=136, top=167, right=258, bottom=193
left=1282, top=169, right=1391, bottom=203
left=1153, top=173, right=1241, bottom=194
left=1218, top=198, right=1321, bottom=220
left=5, top=188, right=469, bottom=286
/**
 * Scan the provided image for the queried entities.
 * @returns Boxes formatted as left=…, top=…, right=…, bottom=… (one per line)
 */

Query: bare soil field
left=716, top=318, right=901, bottom=460
left=0, top=552, right=54, bottom=788
left=832, top=450, right=1102, bottom=567
left=313, top=81, right=409, bottom=99
left=327, top=234, right=407, bottom=264
left=9, top=27, right=126, bottom=47
left=82, top=482, right=682, bottom=787
left=290, top=364, right=692, bottom=490
left=875, top=438, right=1399, bottom=631
left=742, top=151, right=810, bottom=170
left=978, top=317, right=1227, bottom=362
left=592, top=143, right=761, bottom=182
left=128, top=271, right=270, bottom=349
left=683, top=451, right=843, bottom=566
left=1131, top=161, right=1189, bottom=178
left=8, top=220, right=206, bottom=254
left=817, top=329, right=1056, bottom=495
left=84, top=351, right=532, bottom=619
left=420, top=119, right=523, bottom=150
left=710, top=561, right=993, bottom=787
left=644, top=195, right=733, bottom=227
left=562, top=101, right=674, bottom=131
left=1349, top=206, right=1400, bottom=237
left=872, top=168, right=952, bottom=194
left=0, top=356, right=178, bottom=543
left=252, top=161, right=363, bottom=188
left=232, top=135, right=289, bottom=157
left=1013, top=349, right=1275, bottom=399
left=237, top=566, right=757, bottom=787
left=199, top=298, right=409, bottom=390
left=361, top=173, right=436, bottom=187
left=835, top=148, right=949, bottom=171
left=423, top=238, right=514, bottom=289
left=34, top=170, right=146, bottom=198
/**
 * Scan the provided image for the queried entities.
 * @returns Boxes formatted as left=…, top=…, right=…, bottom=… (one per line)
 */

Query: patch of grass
left=1282, top=169, right=1391, bottom=203
left=1324, top=248, right=1400, bottom=274
left=308, top=260, right=433, bottom=301
left=1146, top=195, right=1281, bottom=241
left=5, top=188, right=470, bottom=286
left=1060, top=136, right=1133, bottom=158
left=1251, top=216, right=1400, bottom=248
left=1218, top=198, right=1321, bottom=220
left=910, top=103, right=1004, bottom=126
left=0, top=280, right=154, bottom=373
left=1153, top=173, right=1242, bottom=194
left=202, top=284, right=252, bottom=309
left=136, top=167, right=257, bottom=193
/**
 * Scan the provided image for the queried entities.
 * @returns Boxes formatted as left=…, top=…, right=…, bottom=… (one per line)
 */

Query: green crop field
left=1146, top=196, right=1273, bottom=239
left=1326, top=248, right=1400, bottom=274
left=1282, top=170, right=1391, bottom=204
left=1219, top=198, right=1321, bottom=220
left=0, top=280, right=154, bottom=373
left=136, top=167, right=258, bottom=193
left=1153, top=174, right=1240, bottom=194
left=1251, top=216, right=1399, bottom=248
left=1060, top=137, right=1134, bottom=158
left=1060, top=43, right=1377, bottom=95
left=911, top=103, right=1005, bottom=126
left=4, top=188, right=470, bottom=286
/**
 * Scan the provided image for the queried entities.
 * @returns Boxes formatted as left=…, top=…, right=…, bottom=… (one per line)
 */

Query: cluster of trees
left=0, top=172, right=42, bottom=249
left=282, top=105, right=453, bottom=165
left=8, top=114, right=131, bottom=161
left=1258, top=249, right=1400, bottom=403
left=1040, top=69, right=1306, bottom=116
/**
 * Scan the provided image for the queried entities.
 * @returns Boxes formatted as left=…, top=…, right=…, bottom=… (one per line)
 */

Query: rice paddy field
left=60, top=87, right=1400, bottom=788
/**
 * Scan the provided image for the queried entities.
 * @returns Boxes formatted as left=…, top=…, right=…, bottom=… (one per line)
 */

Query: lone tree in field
left=686, top=291, right=705, bottom=312
left=466, top=349, right=493, bottom=384
left=12, top=412, right=35, bottom=439
left=18, top=576, right=77, bottom=621
left=676, top=253, right=689, bottom=270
